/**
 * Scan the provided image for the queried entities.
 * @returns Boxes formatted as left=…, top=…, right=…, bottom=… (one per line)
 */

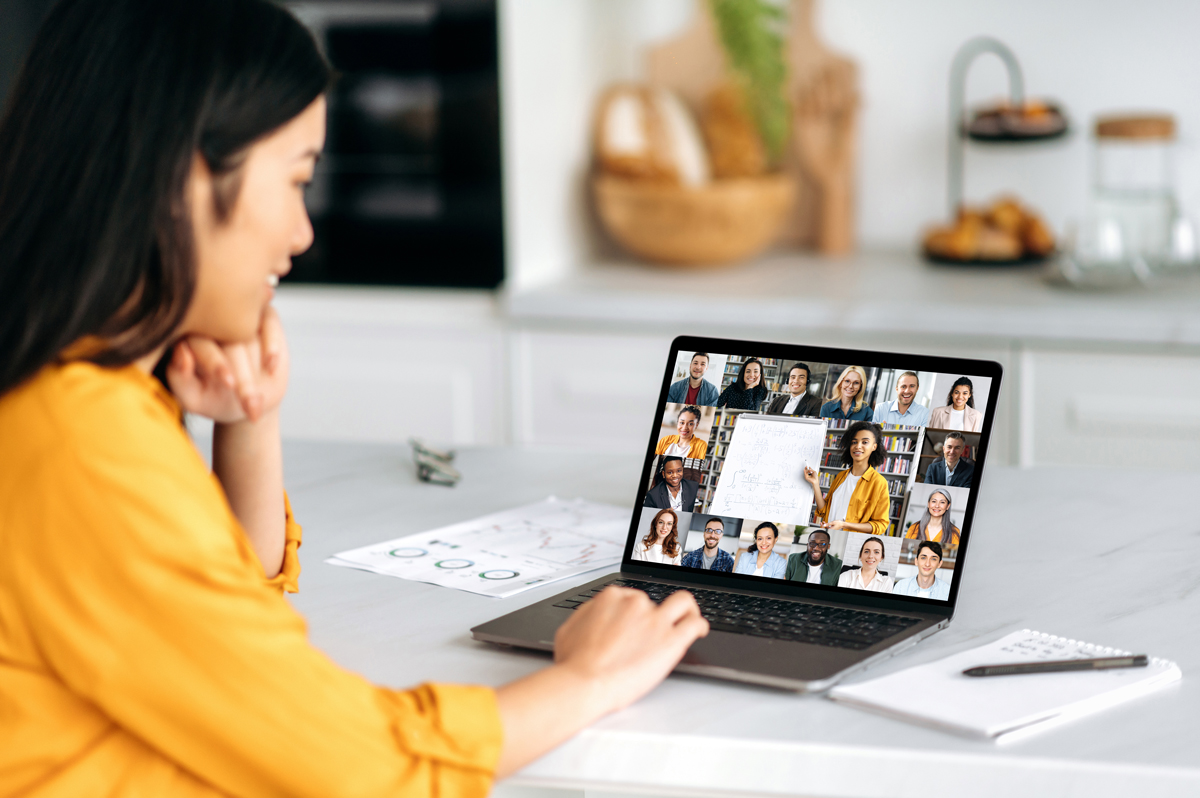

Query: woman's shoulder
left=0, top=362, right=187, bottom=468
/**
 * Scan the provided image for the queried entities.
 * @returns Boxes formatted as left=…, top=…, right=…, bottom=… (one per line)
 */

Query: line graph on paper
left=326, top=497, right=631, bottom=597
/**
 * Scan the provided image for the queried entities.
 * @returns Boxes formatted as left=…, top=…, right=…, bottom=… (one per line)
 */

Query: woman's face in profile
left=182, top=96, right=326, bottom=343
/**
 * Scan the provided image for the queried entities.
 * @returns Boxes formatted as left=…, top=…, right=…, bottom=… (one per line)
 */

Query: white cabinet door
left=512, top=330, right=673, bottom=451
left=276, top=289, right=506, bottom=445
left=1023, top=349, right=1200, bottom=469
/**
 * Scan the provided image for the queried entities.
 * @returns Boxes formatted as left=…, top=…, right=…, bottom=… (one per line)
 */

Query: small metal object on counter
left=410, top=438, right=460, bottom=486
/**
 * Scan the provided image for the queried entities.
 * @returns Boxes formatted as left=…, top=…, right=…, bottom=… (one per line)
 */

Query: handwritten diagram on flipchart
left=709, top=415, right=826, bottom=525
left=326, top=497, right=630, bottom=598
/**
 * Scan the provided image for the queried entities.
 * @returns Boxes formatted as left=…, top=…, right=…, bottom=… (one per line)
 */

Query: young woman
left=904, top=489, right=961, bottom=545
left=837, top=536, right=894, bottom=592
left=803, top=421, right=891, bottom=536
left=733, top=522, right=788, bottom=578
left=716, top=357, right=769, bottom=410
left=0, top=2, right=708, bottom=795
left=632, top=509, right=683, bottom=565
left=929, top=376, right=983, bottom=432
left=655, top=404, right=708, bottom=459
left=820, top=365, right=872, bottom=421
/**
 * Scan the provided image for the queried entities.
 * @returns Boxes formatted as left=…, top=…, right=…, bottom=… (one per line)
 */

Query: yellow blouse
left=0, top=362, right=502, bottom=797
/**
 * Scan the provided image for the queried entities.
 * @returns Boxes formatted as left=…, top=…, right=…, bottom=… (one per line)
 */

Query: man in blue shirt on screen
left=893, top=540, right=952, bottom=600
left=680, top=517, right=734, bottom=571
left=667, top=352, right=719, bottom=406
left=873, top=371, right=930, bottom=427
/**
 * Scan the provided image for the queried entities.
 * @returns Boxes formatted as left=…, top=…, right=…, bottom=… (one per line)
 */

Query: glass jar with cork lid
left=1091, top=114, right=1194, bottom=273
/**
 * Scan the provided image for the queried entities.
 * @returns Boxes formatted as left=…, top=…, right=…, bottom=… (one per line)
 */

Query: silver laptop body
left=473, top=336, right=1001, bottom=692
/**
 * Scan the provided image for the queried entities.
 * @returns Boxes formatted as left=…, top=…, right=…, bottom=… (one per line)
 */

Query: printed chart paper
left=326, top=497, right=630, bottom=598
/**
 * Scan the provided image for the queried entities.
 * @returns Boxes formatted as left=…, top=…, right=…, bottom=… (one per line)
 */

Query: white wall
left=500, top=0, right=1200, bottom=284
left=819, top=0, right=1200, bottom=248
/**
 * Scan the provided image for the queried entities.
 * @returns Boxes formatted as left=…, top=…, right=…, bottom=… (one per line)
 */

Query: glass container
left=1091, top=114, right=1180, bottom=272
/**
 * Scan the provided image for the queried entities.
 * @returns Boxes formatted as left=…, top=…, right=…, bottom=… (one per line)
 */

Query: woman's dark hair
left=946, top=377, right=976, bottom=408
left=747, top=521, right=778, bottom=553
left=916, top=540, right=944, bottom=560
left=643, top=508, right=680, bottom=558
left=0, top=0, right=331, bottom=396
left=734, top=358, right=764, bottom=391
left=839, top=421, right=885, bottom=468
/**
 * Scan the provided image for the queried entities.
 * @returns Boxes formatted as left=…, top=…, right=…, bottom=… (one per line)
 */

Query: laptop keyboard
left=553, top=578, right=921, bottom=651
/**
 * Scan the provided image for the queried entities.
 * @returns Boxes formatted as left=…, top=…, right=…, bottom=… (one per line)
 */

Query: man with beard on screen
left=784, top=528, right=842, bottom=585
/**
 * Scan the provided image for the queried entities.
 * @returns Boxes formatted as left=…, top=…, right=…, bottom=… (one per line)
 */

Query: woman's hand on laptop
left=555, top=587, right=709, bottom=712
left=493, top=587, right=708, bottom=778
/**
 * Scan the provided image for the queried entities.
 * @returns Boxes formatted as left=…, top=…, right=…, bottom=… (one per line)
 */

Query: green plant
left=708, top=0, right=790, bottom=166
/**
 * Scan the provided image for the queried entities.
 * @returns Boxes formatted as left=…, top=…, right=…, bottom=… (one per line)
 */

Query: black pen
left=963, top=655, right=1149, bottom=677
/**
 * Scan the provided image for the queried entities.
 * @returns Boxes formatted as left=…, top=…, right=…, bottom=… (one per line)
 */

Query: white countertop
left=282, top=440, right=1199, bottom=797
left=506, top=251, right=1200, bottom=349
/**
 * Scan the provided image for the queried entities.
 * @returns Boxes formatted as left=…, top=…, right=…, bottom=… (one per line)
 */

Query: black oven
left=287, top=1, right=503, bottom=288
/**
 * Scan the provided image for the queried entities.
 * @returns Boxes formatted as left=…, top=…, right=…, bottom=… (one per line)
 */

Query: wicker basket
left=593, top=173, right=796, bottom=266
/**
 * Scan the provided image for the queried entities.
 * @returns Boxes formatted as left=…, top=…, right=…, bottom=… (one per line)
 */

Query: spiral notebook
left=829, top=629, right=1182, bottom=743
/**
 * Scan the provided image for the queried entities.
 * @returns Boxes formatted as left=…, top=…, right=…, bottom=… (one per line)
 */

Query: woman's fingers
left=226, top=344, right=262, bottom=421
left=657, top=589, right=703, bottom=625
left=260, top=305, right=283, bottom=373
left=189, top=336, right=234, bottom=389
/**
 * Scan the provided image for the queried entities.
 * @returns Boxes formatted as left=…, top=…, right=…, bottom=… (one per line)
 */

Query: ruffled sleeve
left=264, top=492, right=303, bottom=594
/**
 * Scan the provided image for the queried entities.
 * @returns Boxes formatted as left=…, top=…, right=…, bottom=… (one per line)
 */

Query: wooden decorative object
left=592, top=173, right=795, bottom=266
left=646, top=0, right=859, bottom=255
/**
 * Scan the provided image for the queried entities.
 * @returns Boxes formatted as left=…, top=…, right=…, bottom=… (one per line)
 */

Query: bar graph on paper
left=326, top=497, right=630, bottom=597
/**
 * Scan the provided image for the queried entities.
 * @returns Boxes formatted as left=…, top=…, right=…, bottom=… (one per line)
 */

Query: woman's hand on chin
left=167, top=305, right=289, bottom=424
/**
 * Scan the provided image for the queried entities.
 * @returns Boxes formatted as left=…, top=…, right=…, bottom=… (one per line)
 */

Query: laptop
left=472, top=336, right=1002, bottom=692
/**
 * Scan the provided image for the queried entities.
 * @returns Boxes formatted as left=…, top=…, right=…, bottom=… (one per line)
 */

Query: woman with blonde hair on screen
left=929, top=376, right=983, bottom=432
left=820, top=365, right=872, bottom=421
left=632, top=509, right=683, bottom=565
left=0, top=1, right=707, bottom=793
left=904, top=489, right=961, bottom=545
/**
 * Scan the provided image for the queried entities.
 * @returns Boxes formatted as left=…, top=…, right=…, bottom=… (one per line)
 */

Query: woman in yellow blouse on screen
left=0, top=2, right=707, bottom=796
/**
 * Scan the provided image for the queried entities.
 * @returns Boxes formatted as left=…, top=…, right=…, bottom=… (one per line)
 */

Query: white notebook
left=829, top=629, right=1181, bottom=743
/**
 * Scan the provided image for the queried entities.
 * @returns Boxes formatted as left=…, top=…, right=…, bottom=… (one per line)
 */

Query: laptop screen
left=626, top=337, right=1002, bottom=607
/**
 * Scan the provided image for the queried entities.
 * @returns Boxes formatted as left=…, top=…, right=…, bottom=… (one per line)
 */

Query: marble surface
left=506, top=251, right=1200, bottom=349
left=281, top=440, right=1200, bottom=797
